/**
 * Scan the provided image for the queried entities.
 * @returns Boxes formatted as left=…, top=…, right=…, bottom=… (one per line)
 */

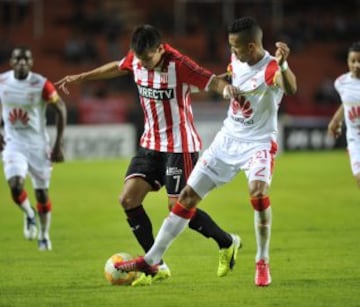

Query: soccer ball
left=104, top=252, right=139, bottom=285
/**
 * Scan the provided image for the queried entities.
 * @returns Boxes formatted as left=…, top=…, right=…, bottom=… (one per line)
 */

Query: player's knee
left=10, top=187, right=27, bottom=205
left=35, top=189, right=48, bottom=204
left=119, top=193, right=137, bottom=210
left=178, top=185, right=199, bottom=209
left=9, top=178, right=26, bottom=204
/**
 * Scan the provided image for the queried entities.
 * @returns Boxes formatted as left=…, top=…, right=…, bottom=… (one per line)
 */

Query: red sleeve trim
left=265, top=60, right=279, bottom=86
left=42, top=80, right=58, bottom=103
left=119, top=51, right=134, bottom=72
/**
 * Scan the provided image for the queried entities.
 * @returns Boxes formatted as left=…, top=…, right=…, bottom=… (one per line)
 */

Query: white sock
left=254, top=207, right=272, bottom=263
left=20, top=198, right=35, bottom=218
left=38, top=212, right=51, bottom=240
left=144, top=212, right=190, bottom=265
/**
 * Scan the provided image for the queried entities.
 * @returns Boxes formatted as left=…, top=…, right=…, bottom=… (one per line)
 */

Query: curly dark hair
left=228, top=16, right=258, bottom=33
left=227, top=17, right=262, bottom=43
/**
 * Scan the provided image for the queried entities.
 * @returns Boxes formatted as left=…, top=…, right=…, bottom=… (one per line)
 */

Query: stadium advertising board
left=281, top=116, right=346, bottom=151
left=48, top=124, right=136, bottom=160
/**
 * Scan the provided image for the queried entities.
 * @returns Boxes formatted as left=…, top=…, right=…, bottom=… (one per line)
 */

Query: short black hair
left=227, top=17, right=262, bottom=43
left=228, top=17, right=259, bottom=33
left=349, top=41, right=360, bottom=53
left=130, top=24, right=161, bottom=55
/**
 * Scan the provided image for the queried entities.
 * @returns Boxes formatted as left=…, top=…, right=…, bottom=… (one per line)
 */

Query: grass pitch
left=0, top=151, right=359, bottom=307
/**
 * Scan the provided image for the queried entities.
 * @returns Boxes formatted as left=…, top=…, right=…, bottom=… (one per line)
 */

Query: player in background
left=328, top=41, right=360, bottom=188
left=0, top=46, right=67, bottom=251
left=55, top=24, right=241, bottom=281
left=115, top=16, right=297, bottom=287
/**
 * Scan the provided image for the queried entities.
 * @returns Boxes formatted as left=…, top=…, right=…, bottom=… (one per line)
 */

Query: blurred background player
left=55, top=24, right=240, bottom=281
left=0, top=46, right=67, bottom=250
left=116, top=16, right=297, bottom=287
left=328, top=41, right=360, bottom=188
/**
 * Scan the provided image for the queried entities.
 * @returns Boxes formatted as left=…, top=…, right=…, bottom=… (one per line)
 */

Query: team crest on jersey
left=231, top=96, right=253, bottom=118
left=30, top=80, right=40, bottom=86
left=9, top=108, right=29, bottom=125
left=160, top=73, right=168, bottom=84
left=250, top=77, right=257, bottom=89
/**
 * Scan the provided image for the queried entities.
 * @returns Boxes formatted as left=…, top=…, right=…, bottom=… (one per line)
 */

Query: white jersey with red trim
left=334, top=72, right=360, bottom=143
left=119, top=43, right=215, bottom=153
left=0, top=71, right=57, bottom=146
left=222, top=51, right=283, bottom=142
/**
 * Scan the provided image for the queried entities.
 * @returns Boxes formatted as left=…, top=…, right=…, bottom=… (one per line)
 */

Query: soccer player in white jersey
left=328, top=42, right=360, bottom=187
left=56, top=24, right=240, bottom=281
left=115, top=16, right=297, bottom=287
left=0, top=47, right=67, bottom=250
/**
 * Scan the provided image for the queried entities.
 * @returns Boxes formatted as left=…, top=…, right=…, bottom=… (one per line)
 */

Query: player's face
left=228, top=34, right=252, bottom=63
left=10, top=48, right=33, bottom=80
left=348, top=51, right=360, bottom=79
left=136, top=45, right=164, bottom=70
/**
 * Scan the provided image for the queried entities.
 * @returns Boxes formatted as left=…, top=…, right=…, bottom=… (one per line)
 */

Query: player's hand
left=51, top=142, right=65, bottom=163
left=223, top=84, right=239, bottom=99
left=328, top=120, right=342, bottom=138
left=275, top=42, right=290, bottom=66
left=55, top=75, right=82, bottom=95
left=0, top=134, right=5, bottom=151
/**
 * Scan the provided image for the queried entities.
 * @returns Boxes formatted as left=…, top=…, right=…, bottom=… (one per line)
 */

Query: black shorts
left=125, top=147, right=199, bottom=197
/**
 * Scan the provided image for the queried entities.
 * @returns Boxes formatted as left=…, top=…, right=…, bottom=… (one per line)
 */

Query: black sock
left=188, top=208, right=232, bottom=249
left=125, top=205, right=154, bottom=252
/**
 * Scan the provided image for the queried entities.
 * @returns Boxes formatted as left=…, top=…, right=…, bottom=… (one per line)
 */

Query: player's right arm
left=178, top=56, right=238, bottom=99
left=55, top=61, right=129, bottom=95
left=328, top=105, right=344, bottom=138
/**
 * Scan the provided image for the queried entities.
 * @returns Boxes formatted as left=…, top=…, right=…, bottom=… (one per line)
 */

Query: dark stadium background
left=0, top=0, right=357, bottom=151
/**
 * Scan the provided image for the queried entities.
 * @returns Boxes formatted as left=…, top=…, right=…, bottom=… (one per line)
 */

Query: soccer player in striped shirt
left=115, top=16, right=297, bottom=287
left=328, top=41, right=360, bottom=188
left=0, top=46, right=67, bottom=250
left=56, top=24, right=240, bottom=281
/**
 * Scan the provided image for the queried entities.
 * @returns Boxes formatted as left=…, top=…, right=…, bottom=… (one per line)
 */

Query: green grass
left=0, top=151, right=359, bottom=307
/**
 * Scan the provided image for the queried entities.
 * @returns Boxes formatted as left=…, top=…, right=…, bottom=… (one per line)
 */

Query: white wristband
left=280, top=61, right=288, bottom=72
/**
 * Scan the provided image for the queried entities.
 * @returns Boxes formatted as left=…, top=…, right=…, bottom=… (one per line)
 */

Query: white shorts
left=2, top=142, right=53, bottom=189
left=347, top=141, right=360, bottom=176
left=187, top=131, right=277, bottom=199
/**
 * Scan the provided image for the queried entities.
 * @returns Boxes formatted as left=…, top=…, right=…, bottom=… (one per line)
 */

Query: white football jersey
left=0, top=71, right=56, bottom=146
left=221, top=51, right=283, bottom=142
left=334, top=72, right=360, bottom=143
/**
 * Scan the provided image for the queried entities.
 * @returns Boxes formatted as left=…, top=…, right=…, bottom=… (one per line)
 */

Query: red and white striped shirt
left=119, top=44, right=214, bottom=153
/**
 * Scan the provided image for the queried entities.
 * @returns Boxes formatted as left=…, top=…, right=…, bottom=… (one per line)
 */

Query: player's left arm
left=43, top=80, right=67, bottom=162
left=328, top=105, right=344, bottom=138
left=274, top=42, right=297, bottom=95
